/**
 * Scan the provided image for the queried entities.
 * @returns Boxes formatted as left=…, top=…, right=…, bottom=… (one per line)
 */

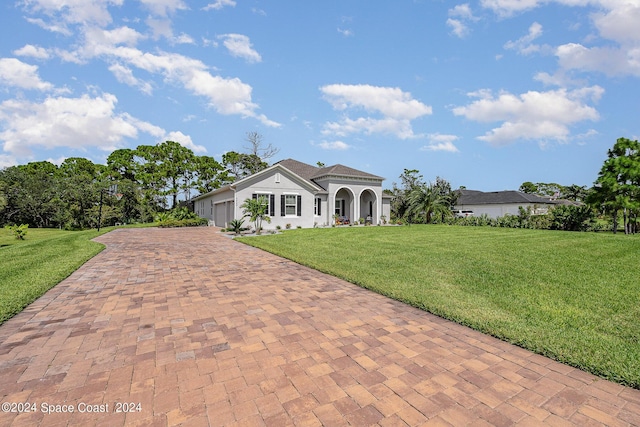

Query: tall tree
left=590, top=137, right=640, bottom=234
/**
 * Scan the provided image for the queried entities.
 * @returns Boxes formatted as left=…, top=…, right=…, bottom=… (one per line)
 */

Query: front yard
left=238, top=225, right=640, bottom=388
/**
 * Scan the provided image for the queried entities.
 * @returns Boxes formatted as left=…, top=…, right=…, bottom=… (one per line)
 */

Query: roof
left=275, top=159, right=383, bottom=189
left=457, top=189, right=556, bottom=205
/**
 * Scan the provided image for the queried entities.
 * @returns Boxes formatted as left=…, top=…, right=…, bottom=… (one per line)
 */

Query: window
left=335, top=199, right=345, bottom=216
left=314, top=198, right=322, bottom=216
left=281, top=194, right=302, bottom=216
left=252, top=193, right=275, bottom=216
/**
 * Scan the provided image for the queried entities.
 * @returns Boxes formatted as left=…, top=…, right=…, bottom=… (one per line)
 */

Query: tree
left=390, top=169, right=425, bottom=222
left=222, top=151, right=267, bottom=182
left=519, top=181, right=538, bottom=194
left=241, top=196, right=271, bottom=234
left=244, top=131, right=279, bottom=163
left=590, top=137, right=640, bottom=234
left=195, top=156, right=227, bottom=194
left=407, top=183, right=451, bottom=224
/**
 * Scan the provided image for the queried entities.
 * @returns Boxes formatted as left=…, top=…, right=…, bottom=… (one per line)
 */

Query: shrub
left=157, top=218, right=208, bottom=228
left=5, top=224, right=28, bottom=240
left=228, top=218, right=246, bottom=235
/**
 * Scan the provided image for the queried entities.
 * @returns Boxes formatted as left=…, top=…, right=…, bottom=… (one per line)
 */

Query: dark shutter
left=252, top=193, right=257, bottom=200
left=341, top=199, right=345, bottom=217
left=317, top=198, right=321, bottom=215
left=280, top=195, right=285, bottom=216
left=270, top=194, right=275, bottom=216
left=297, top=195, right=302, bottom=216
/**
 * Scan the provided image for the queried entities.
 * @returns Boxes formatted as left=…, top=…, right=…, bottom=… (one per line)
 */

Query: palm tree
left=407, top=183, right=451, bottom=224
left=240, top=196, right=271, bottom=234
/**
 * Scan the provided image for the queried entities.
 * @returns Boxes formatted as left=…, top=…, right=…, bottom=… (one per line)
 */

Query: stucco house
left=454, top=189, right=558, bottom=219
left=192, top=159, right=392, bottom=229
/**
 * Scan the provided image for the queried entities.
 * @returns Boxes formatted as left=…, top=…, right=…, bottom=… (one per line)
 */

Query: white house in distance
left=192, top=159, right=392, bottom=229
left=454, top=189, right=558, bottom=218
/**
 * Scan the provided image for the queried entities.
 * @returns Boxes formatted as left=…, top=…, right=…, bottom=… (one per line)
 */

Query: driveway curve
left=1, top=227, right=639, bottom=426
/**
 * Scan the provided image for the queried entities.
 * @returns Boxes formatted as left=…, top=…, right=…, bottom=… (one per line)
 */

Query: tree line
left=1, top=136, right=638, bottom=234
left=0, top=133, right=276, bottom=230
left=388, top=137, right=640, bottom=234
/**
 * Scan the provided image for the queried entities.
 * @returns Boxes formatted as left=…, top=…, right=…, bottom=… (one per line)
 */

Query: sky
left=0, top=0, right=638, bottom=192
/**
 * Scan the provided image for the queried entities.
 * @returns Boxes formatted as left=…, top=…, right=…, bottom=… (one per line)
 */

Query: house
left=454, top=189, right=558, bottom=219
left=192, top=159, right=392, bottom=229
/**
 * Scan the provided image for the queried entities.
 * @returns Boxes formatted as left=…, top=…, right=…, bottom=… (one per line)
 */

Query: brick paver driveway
left=1, top=228, right=639, bottom=426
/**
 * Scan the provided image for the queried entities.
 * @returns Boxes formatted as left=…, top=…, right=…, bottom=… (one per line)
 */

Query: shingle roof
left=457, top=189, right=556, bottom=205
left=275, top=159, right=383, bottom=188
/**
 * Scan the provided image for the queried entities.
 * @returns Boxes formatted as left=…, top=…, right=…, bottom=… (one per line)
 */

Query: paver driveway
left=1, top=227, right=639, bottom=426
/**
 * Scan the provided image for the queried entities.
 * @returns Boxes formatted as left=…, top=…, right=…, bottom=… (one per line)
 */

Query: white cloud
left=0, top=58, right=54, bottom=91
left=452, top=86, right=603, bottom=145
left=108, top=63, right=153, bottom=94
left=61, top=27, right=278, bottom=127
left=203, top=0, right=236, bottom=11
left=13, top=45, right=51, bottom=60
left=337, top=28, right=354, bottom=37
left=504, top=22, right=549, bottom=55
left=556, top=43, right=640, bottom=77
left=218, top=34, right=262, bottom=63
left=25, top=17, right=72, bottom=35
left=0, top=154, right=16, bottom=168
left=447, top=4, right=478, bottom=38
left=320, top=84, right=432, bottom=139
left=318, top=140, right=351, bottom=150
left=421, top=134, right=460, bottom=152
left=138, top=0, right=187, bottom=17
left=21, top=0, right=121, bottom=27
left=0, top=93, right=137, bottom=155
left=162, top=131, right=206, bottom=153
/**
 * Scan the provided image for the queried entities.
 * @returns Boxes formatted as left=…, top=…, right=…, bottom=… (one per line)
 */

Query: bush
left=548, top=205, right=595, bottom=231
left=155, top=207, right=207, bottom=227
left=157, top=218, right=208, bottom=228
left=5, top=224, right=28, bottom=240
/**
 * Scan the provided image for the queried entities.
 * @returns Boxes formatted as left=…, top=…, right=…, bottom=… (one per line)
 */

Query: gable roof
left=457, top=189, right=556, bottom=205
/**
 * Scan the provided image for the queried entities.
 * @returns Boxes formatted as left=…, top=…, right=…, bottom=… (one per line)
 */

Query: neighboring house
left=454, top=189, right=558, bottom=219
left=192, top=159, right=392, bottom=229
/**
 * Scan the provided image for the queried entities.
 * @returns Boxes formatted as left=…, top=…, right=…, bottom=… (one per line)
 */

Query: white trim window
left=335, top=199, right=345, bottom=216
left=281, top=194, right=302, bottom=216
left=314, top=197, right=322, bottom=216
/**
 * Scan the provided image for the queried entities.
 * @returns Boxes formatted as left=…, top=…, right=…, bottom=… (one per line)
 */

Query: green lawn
left=0, top=227, right=114, bottom=325
left=238, top=225, right=640, bottom=388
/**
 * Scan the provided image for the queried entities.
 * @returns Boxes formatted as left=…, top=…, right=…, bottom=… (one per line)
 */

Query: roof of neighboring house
left=457, top=189, right=557, bottom=205
left=275, top=159, right=383, bottom=189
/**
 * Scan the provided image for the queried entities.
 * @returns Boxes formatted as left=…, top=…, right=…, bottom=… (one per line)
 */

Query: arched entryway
left=359, top=189, right=378, bottom=225
left=333, top=187, right=355, bottom=224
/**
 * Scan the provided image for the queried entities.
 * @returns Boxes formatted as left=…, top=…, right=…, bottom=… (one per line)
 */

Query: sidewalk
left=0, top=227, right=639, bottom=426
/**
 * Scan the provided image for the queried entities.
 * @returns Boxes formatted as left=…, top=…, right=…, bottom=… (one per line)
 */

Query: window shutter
left=252, top=193, right=257, bottom=200
left=317, top=198, right=321, bottom=215
left=341, top=199, right=345, bottom=216
left=297, top=195, right=302, bottom=216
left=269, top=194, right=275, bottom=217
left=280, top=195, right=285, bottom=216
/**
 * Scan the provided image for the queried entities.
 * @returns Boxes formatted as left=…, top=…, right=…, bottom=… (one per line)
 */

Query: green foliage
left=239, top=226, right=640, bottom=388
left=227, top=218, right=246, bottom=235
left=241, top=196, right=271, bottom=234
left=590, top=137, right=640, bottom=234
left=548, top=204, right=596, bottom=231
left=5, top=224, right=28, bottom=240
left=155, top=207, right=206, bottom=227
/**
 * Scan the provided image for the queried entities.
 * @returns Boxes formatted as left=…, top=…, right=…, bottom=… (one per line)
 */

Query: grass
left=0, top=223, right=156, bottom=325
left=238, top=225, right=640, bottom=388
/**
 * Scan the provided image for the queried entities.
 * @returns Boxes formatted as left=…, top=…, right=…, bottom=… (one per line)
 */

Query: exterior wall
left=193, top=165, right=386, bottom=229
left=196, top=187, right=235, bottom=227
left=455, top=203, right=552, bottom=219
left=234, top=168, right=317, bottom=230
left=315, top=176, right=384, bottom=225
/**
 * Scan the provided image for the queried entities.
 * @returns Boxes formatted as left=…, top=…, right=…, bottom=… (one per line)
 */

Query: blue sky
left=0, top=0, right=638, bottom=192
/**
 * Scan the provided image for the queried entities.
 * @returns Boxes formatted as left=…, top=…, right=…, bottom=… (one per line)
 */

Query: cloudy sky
left=0, top=0, right=638, bottom=191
